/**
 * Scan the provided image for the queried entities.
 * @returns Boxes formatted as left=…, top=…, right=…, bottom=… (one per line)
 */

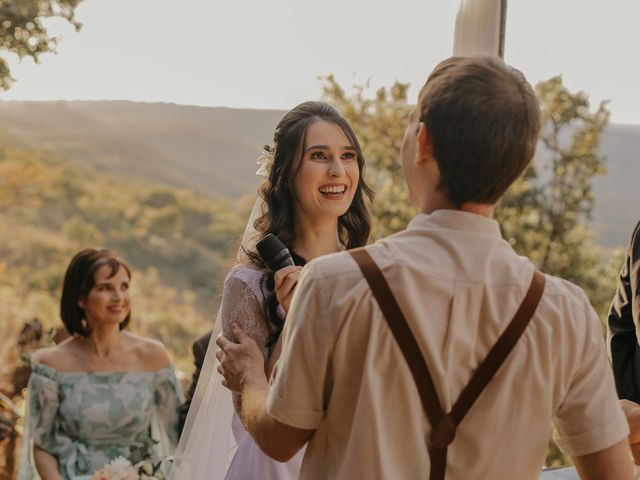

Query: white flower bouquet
left=89, top=434, right=166, bottom=480
left=90, top=456, right=165, bottom=480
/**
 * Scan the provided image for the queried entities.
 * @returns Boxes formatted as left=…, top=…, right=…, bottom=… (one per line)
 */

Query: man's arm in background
left=178, top=331, right=211, bottom=434
left=609, top=221, right=640, bottom=401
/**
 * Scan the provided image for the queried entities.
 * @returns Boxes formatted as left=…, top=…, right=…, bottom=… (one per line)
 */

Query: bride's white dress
left=226, top=413, right=303, bottom=479
left=221, top=264, right=305, bottom=480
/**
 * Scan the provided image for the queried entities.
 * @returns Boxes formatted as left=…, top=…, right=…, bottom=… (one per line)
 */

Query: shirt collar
left=407, top=209, right=502, bottom=238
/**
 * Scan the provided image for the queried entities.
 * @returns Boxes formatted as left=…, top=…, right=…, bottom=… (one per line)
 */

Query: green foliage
left=497, top=76, right=618, bottom=318
left=321, top=75, right=416, bottom=239
left=498, top=76, right=621, bottom=468
left=322, top=74, right=620, bottom=467
left=0, top=0, right=84, bottom=90
left=63, top=216, right=105, bottom=246
left=0, top=137, right=250, bottom=372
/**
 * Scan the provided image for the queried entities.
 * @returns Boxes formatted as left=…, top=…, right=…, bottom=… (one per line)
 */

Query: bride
left=172, top=100, right=374, bottom=479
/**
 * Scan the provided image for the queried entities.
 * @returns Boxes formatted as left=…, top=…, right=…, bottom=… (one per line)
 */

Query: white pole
left=452, top=0, right=507, bottom=58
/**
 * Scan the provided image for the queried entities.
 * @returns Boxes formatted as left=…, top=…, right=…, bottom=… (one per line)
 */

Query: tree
left=497, top=76, right=620, bottom=317
left=0, top=0, right=83, bottom=90
left=321, top=75, right=416, bottom=239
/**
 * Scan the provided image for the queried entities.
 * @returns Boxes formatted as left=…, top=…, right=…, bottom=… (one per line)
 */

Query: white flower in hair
left=256, top=146, right=275, bottom=178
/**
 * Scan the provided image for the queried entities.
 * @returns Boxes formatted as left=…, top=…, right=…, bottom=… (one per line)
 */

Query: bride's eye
left=310, top=151, right=327, bottom=160
left=342, top=152, right=356, bottom=160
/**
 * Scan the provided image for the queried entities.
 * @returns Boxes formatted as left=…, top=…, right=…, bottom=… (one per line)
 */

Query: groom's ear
left=416, top=122, right=434, bottom=167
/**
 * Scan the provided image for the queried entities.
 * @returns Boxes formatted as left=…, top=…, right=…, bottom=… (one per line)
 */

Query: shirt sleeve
left=27, top=368, right=61, bottom=454
left=220, top=267, right=271, bottom=414
left=266, top=260, right=334, bottom=430
left=554, top=295, right=630, bottom=457
left=219, top=269, right=267, bottom=347
left=18, top=367, right=65, bottom=480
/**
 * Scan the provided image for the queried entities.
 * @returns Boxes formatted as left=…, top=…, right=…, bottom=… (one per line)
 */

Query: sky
left=1, top=0, right=639, bottom=125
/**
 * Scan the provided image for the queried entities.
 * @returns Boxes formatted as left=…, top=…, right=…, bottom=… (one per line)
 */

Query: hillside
left=0, top=100, right=638, bottom=247
left=0, top=137, right=252, bottom=372
left=0, top=100, right=285, bottom=198
left=0, top=138, right=258, bottom=477
left=593, top=123, right=640, bottom=246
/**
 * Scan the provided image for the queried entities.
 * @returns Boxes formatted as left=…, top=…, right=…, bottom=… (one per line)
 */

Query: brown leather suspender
left=349, top=248, right=545, bottom=480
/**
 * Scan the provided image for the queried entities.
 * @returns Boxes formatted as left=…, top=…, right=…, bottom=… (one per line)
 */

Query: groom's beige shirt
left=267, top=210, right=628, bottom=480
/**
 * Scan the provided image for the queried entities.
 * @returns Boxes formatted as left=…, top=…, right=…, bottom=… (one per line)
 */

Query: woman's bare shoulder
left=31, top=338, right=80, bottom=371
left=125, top=332, right=171, bottom=370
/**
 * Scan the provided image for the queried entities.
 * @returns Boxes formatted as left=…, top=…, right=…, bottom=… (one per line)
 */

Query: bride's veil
left=169, top=195, right=265, bottom=479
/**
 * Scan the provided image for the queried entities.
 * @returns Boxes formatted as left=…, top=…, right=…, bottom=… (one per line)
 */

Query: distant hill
left=0, top=99, right=638, bottom=247
left=0, top=100, right=285, bottom=198
left=593, top=123, right=640, bottom=247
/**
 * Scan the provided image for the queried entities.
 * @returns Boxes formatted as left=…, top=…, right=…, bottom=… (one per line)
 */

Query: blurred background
left=0, top=0, right=639, bottom=476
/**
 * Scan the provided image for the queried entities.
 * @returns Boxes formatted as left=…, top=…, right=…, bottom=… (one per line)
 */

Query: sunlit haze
left=2, top=0, right=639, bottom=124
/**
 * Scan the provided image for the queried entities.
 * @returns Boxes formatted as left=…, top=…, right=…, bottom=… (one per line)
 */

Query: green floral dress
left=18, top=363, right=183, bottom=480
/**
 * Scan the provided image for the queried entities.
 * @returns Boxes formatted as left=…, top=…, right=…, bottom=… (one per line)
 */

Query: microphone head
left=256, top=234, right=295, bottom=270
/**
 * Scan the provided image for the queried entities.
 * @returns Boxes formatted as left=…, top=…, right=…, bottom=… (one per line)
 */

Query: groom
left=217, top=56, right=633, bottom=479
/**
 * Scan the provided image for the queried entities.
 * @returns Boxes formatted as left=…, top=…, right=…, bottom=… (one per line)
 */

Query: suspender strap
left=349, top=248, right=446, bottom=429
left=349, top=247, right=545, bottom=480
left=449, top=268, right=545, bottom=425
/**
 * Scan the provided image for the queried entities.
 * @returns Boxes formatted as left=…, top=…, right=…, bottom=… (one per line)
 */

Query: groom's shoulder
left=304, top=243, right=391, bottom=284
left=304, top=250, right=359, bottom=283
left=541, top=271, right=596, bottom=312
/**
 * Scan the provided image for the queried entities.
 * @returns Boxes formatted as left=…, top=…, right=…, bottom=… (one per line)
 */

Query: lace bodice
left=220, top=264, right=276, bottom=412
left=220, top=264, right=272, bottom=353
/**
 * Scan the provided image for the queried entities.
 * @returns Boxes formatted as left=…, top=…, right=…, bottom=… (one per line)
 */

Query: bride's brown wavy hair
left=247, top=100, right=374, bottom=348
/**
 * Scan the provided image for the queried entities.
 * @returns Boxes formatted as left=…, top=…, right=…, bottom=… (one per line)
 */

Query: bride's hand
left=216, top=323, right=267, bottom=393
left=274, top=265, right=303, bottom=313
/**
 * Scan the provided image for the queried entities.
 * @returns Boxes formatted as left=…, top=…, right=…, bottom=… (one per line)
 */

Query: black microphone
left=256, top=234, right=295, bottom=271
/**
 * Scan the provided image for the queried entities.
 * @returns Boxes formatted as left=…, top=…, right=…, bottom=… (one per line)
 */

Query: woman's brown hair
left=60, top=248, right=132, bottom=336
left=248, top=101, right=374, bottom=348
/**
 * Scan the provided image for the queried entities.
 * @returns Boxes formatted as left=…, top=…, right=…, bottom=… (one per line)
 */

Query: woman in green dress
left=18, top=249, right=183, bottom=480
